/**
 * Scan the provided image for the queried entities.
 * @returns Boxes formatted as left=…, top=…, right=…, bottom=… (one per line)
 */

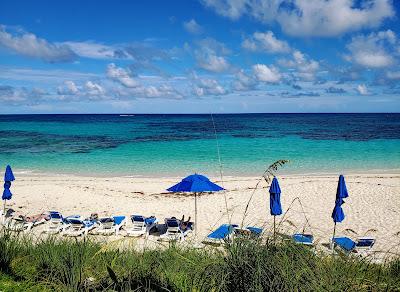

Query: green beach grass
left=0, top=229, right=399, bottom=291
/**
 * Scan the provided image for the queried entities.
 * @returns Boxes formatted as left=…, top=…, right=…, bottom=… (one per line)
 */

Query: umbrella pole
left=195, top=192, right=198, bottom=237
left=331, top=223, right=337, bottom=251
left=2, top=200, right=6, bottom=224
left=273, top=215, right=276, bottom=242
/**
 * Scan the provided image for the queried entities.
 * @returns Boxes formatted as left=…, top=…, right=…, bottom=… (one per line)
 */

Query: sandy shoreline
left=12, top=167, right=400, bottom=179
left=4, top=172, right=400, bottom=254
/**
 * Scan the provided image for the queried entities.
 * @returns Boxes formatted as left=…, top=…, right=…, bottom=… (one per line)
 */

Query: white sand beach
left=4, top=172, right=400, bottom=254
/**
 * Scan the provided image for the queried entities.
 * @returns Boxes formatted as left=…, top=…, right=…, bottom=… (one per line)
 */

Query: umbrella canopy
left=4, top=165, right=15, bottom=182
left=336, top=175, right=348, bottom=199
left=2, top=181, right=12, bottom=201
left=167, top=174, right=224, bottom=193
left=2, top=165, right=15, bottom=201
left=269, top=177, right=282, bottom=216
left=331, top=199, right=345, bottom=223
left=331, top=175, right=348, bottom=223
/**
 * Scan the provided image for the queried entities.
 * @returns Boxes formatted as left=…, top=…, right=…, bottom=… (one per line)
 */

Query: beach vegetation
left=0, top=229, right=399, bottom=291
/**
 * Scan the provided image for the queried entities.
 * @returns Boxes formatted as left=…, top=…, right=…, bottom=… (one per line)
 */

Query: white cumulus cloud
left=242, top=31, right=290, bottom=53
left=57, top=81, right=79, bottom=95
left=201, top=0, right=394, bottom=37
left=279, top=50, right=319, bottom=81
left=0, top=25, right=76, bottom=62
left=0, top=85, right=49, bottom=105
left=252, top=64, right=281, bottom=83
left=232, top=69, right=257, bottom=91
left=106, top=63, right=139, bottom=88
left=194, top=38, right=231, bottom=72
left=85, top=81, right=105, bottom=97
left=197, top=54, right=230, bottom=72
left=346, top=30, right=397, bottom=68
left=192, top=75, right=227, bottom=96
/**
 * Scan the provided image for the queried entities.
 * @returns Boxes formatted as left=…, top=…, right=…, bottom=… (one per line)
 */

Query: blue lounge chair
left=159, top=217, right=194, bottom=241
left=96, top=215, right=126, bottom=235
left=63, top=218, right=96, bottom=236
left=126, top=215, right=158, bottom=237
left=44, top=212, right=82, bottom=234
left=245, top=226, right=263, bottom=236
left=159, top=218, right=180, bottom=241
left=332, top=236, right=375, bottom=253
left=44, top=211, right=64, bottom=234
left=293, top=233, right=314, bottom=245
left=203, top=224, right=239, bottom=245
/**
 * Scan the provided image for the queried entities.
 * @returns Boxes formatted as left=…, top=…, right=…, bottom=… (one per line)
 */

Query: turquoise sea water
left=0, top=114, right=399, bottom=177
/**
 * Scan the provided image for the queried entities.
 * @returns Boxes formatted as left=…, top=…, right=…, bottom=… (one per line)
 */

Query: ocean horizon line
left=1, top=112, right=400, bottom=116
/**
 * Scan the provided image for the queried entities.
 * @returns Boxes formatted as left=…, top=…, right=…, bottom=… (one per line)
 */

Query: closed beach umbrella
left=331, top=199, right=345, bottom=223
left=2, top=165, right=15, bottom=220
left=167, top=174, right=224, bottom=236
left=269, top=177, right=282, bottom=239
left=331, top=175, right=348, bottom=245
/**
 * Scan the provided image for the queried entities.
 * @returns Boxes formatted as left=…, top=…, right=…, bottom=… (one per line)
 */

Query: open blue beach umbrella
left=167, top=174, right=224, bottom=235
left=331, top=175, right=349, bottom=246
left=269, top=177, right=282, bottom=238
left=2, top=165, right=15, bottom=217
left=167, top=174, right=224, bottom=193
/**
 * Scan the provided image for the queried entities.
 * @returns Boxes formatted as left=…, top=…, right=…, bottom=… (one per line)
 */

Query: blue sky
left=0, top=0, right=399, bottom=113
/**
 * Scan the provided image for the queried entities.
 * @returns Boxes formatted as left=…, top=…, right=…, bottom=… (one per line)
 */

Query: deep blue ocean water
left=0, top=114, right=399, bottom=177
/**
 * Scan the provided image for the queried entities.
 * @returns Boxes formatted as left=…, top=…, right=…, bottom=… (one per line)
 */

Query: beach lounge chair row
left=1, top=211, right=376, bottom=253
left=41, top=212, right=193, bottom=240
left=43, top=212, right=127, bottom=237
left=3, top=217, right=46, bottom=232
left=0, top=209, right=47, bottom=232
left=291, top=233, right=375, bottom=253
left=203, top=226, right=375, bottom=254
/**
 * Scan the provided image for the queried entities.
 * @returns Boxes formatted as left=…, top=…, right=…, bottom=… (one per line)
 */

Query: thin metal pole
left=2, top=200, right=6, bottom=224
left=273, top=215, right=276, bottom=242
left=195, top=192, right=198, bottom=237
left=210, top=114, right=229, bottom=223
left=331, top=222, right=337, bottom=251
